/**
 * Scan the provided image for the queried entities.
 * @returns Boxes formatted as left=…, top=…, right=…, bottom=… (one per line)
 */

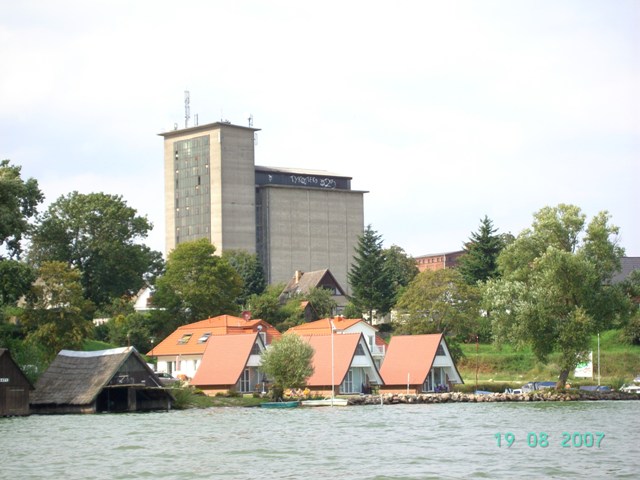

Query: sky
left=1, top=0, right=638, bottom=258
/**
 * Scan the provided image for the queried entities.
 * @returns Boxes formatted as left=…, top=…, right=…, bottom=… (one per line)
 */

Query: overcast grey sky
left=1, top=1, right=638, bottom=257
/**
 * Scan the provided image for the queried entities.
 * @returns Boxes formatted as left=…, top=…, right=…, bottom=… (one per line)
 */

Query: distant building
left=279, top=269, right=348, bottom=318
left=159, top=122, right=365, bottom=294
left=414, top=250, right=465, bottom=273
left=611, top=257, right=640, bottom=284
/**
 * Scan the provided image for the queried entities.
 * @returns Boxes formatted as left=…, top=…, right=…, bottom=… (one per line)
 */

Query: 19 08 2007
left=494, top=432, right=605, bottom=448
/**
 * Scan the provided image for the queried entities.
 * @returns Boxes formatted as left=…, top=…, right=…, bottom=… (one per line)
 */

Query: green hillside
left=456, top=329, right=640, bottom=390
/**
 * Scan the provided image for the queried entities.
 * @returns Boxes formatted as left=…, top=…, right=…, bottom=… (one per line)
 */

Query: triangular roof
left=0, top=348, right=34, bottom=389
left=191, top=333, right=263, bottom=386
left=299, top=333, right=382, bottom=386
left=280, top=269, right=346, bottom=298
left=380, top=334, right=460, bottom=385
left=287, top=317, right=386, bottom=347
left=148, top=315, right=280, bottom=356
left=31, top=347, right=160, bottom=406
left=611, top=257, right=640, bottom=284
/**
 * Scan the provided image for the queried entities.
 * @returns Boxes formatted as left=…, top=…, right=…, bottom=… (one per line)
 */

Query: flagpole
left=597, top=333, right=600, bottom=386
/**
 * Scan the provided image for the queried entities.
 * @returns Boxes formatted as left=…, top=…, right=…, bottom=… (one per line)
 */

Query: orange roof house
left=379, top=334, right=463, bottom=394
left=148, top=314, right=280, bottom=380
left=191, top=333, right=266, bottom=396
left=287, top=317, right=387, bottom=367
left=298, top=333, right=383, bottom=397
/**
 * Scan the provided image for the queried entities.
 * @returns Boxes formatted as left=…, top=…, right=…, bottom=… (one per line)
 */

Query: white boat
left=301, top=398, right=349, bottom=407
left=620, top=384, right=640, bottom=394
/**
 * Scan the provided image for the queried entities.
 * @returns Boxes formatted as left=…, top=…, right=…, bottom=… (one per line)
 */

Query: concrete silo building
left=159, top=121, right=365, bottom=294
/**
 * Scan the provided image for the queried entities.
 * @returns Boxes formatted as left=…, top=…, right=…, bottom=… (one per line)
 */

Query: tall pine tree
left=458, top=216, right=506, bottom=285
left=348, top=225, right=394, bottom=322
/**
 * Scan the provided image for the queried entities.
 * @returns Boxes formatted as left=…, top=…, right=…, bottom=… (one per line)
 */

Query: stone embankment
left=347, top=390, right=640, bottom=405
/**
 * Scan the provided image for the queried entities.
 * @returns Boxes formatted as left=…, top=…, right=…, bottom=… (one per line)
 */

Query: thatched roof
left=31, top=347, right=161, bottom=406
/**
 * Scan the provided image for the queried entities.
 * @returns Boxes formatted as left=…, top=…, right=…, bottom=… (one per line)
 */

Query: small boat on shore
left=301, top=399, right=348, bottom=407
left=260, top=401, right=300, bottom=409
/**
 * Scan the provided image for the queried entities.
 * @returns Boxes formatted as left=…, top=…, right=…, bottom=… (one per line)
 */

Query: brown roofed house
left=280, top=269, right=348, bottom=319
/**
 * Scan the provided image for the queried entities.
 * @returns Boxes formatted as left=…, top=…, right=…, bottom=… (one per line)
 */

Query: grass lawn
left=456, top=329, right=640, bottom=390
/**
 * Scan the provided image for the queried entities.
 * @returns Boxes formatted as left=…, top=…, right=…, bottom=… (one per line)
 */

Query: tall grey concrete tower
left=159, top=122, right=365, bottom=294
left=160, top=122, right=259, bottom=254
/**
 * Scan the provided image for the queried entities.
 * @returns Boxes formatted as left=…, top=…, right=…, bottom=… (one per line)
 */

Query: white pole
left=597, top=333, right=600, bottom=386
left=331, top=320, right=335, bottom=407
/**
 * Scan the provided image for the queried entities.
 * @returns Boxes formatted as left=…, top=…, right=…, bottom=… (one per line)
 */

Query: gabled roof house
left=148, top=314, right=280, bottom=379
left=30, top=347, right=173, bottom=414
left=298, top=333, right=383, bottom=397
left=191, top=333, right=266, bottom=395
left=287, top=317, right=387, bottom=367
left=280, top=269, right=348, bottom=318
left=379, top=334, right=463, bottom=394
left=0, top=348, right=34, bottom=416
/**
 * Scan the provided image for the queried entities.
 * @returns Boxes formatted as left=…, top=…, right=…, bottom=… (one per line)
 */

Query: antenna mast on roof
left=184, top=90, right=190, bottom=128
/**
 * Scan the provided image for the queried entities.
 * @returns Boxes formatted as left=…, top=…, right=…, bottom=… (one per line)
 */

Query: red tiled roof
left=287, top=317, right=386, bottom=346
left=298, top=333, right=362, bottom=386
left=147, top=315, right=280, bottom=356
left=191, top=333, right=260, bottom=386
left=379, top=334, right=443, bottom=385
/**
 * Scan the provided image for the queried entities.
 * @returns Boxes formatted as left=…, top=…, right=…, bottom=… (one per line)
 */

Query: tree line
left=2, top=159, right=639, bottom=386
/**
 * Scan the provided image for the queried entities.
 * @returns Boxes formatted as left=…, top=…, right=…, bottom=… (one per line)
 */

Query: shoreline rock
left=347, top=390, right=640, bottom=405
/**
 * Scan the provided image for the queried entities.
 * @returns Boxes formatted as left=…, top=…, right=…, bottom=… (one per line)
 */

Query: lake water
left=1, top=401, right=638, bottom=479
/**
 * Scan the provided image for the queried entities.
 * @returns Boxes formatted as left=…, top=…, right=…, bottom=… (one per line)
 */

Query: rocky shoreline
left=347, top=390, right=640, bottom=405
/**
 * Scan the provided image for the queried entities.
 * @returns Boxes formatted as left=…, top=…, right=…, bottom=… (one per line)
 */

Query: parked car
left=156, top=372, right=180, bottom=386
left=521, top=381, right=556, bottom=393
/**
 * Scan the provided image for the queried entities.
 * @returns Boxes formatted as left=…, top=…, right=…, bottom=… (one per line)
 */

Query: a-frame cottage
left=0, top=348, right=33, bottom=416
left=30, top=347, right=174, bottom=414
left=300, top=333, right=383, bottom=397
left=379, top=334, right=463, bottom=394
left=191, top=333, right=266, bottom=395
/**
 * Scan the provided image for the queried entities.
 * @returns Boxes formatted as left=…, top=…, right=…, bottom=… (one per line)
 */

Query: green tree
left=21, top=261, right=95, bottom=361
left=221, top=250, right=266, bottom=307
left=382, top=244, right=419, bottom=303
left=0, top=159, right=44, bottom=259
left=348, top=225, right=394, bottom=322
left=395, top=268, right=483, bottom=341
left=28, top=192, right=163, bottom=309
left=246, top=283, right=286, bottom=326
left=259, top=333, right=314, bottom=399
left=483, top=204, right=626, bottom=387
left=0, top=260, right=36, bottom=317
left=458, top=215, right=507, bottom=285
left=152, top=239, right=243, bottom=323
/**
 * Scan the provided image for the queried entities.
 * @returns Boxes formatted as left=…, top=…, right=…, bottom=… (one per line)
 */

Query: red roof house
left=148, top=314, right=280, bottom=379
left=379, top=334, right=463, bottom=394
left=287, top=317, right=387, bottom=367
left=298, top=333, right=383, bottom=397
left=191, top=333, right=266, bottom=395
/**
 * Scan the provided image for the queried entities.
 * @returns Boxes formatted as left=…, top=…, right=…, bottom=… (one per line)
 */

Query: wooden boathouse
left=0, top=348, right=34, bottom=416
left=30, top=347, right=174, bottom=414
